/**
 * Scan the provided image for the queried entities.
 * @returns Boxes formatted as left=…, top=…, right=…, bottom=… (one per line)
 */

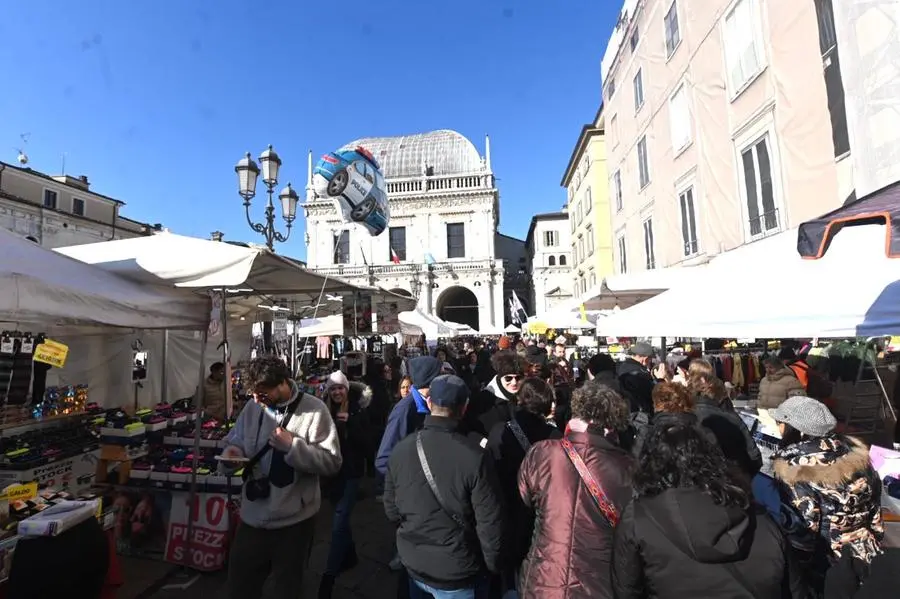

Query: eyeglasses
left=502, top=374, right=523, bottom=383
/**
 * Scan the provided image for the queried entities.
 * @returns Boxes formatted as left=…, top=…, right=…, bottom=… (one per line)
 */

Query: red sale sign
left=164, top=492, right=232, bottom=571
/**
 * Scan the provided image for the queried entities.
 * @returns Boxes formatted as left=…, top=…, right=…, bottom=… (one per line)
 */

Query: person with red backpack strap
left=517, top=381, right=634, bottom=599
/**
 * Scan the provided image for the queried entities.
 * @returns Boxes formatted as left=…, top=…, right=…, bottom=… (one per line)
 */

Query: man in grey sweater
left=221, top=356, right=342, bottom=599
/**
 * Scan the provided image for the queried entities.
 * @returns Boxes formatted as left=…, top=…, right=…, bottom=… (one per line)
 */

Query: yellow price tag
left=0, top=482, right=38, bottom=502
left=33, top=339, right=69, bottom=368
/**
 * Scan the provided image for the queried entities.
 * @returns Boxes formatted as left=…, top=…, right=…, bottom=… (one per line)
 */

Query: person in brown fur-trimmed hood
left=771, top=396, right=883, bottom=595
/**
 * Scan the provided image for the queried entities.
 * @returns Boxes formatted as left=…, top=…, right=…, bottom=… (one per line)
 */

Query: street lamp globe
left=235, top=152, right=260, bottom=201
left=259, top=144, right=282, bottom=187
left=279, top=183, right=299, bottom=223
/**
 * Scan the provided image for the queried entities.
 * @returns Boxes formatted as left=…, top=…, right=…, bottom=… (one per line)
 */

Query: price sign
left=33, top=339, right=69, bottom=368
left=164, top=492, right=232, bottom=572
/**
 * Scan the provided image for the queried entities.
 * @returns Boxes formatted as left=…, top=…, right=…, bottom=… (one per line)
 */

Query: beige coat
left=757, top=368, right=804, bottom=409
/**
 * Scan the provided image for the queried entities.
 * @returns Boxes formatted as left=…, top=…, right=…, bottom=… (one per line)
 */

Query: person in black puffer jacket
left=486, top=378, right=562, bottom=594
left=464, top=351, right=525, bottom=441
left=319, top=371, right=372, bottom=599
left=687, top=359, right=762, bottom=488
left=612, top=423, right=805, bottom=599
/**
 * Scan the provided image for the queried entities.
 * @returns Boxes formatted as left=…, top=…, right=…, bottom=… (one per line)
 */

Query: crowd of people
left=218, top=338, right=897, bottom=599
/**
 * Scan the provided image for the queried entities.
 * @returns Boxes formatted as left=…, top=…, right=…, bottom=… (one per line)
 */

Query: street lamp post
left=235, top=145, right=299, bottom=251
left=235, top=145, right=300, bottom=353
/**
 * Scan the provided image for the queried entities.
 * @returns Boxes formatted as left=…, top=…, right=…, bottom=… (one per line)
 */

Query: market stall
left=0, top=228, right=212, bottom=593
left=597, top=224, right=900, bottom=339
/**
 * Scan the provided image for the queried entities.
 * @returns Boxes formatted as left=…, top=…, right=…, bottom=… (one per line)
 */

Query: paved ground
left=126, top=478, right=400, bottom=599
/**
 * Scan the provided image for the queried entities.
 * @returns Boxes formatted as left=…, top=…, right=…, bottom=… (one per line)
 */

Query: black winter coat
left=384, top=415, right=505, bottom=591
left=328, top=382, right=372, bottom=481
left=693, top=395, right=762, bottom=482
left=465, top=378, right=515, bottom=440
left=617, top=359, right=655, bottom=414
left=487, top=409, right=562, bottom=568
left=612, top=488, right=806, bottom=599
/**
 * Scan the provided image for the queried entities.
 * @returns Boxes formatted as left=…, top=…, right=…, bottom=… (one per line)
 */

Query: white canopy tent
left=504, top=324, right=521, bottom=333
left=56, top=232, right=416, bottom=320
left=0, top=227, right=209, bottom=331
left=399, top=310, right=461, bottom=338
left=599, top=224, right=900, bottom=338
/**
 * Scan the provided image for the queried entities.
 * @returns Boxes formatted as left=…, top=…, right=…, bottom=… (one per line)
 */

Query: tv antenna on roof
left=14, top=133, right=30, bottom=165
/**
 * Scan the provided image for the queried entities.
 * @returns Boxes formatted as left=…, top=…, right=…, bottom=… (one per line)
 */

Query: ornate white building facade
left=302, top=130, right=505, bottom=331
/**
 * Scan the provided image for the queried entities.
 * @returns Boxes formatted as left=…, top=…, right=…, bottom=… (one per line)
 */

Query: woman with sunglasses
left=464, top=350, right=526, bottom=439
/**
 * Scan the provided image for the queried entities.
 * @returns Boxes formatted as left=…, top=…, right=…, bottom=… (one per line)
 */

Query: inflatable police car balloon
left=313, top=146, right=390, bottom=237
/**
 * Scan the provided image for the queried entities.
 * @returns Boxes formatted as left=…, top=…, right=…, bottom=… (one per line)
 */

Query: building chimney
left=79, top=175, right=89, bottom=187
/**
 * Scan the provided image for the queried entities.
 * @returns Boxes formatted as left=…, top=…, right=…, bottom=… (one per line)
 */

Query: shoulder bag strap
left=506, top=419, right=532, bottom=452
left=560, top=438, right=619, bottom=526
left=416, top=431, right=470, bottom=531
left=243, top=397, right=302, bottom=481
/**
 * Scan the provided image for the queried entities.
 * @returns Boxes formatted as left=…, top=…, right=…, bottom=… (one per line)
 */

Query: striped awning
left=797, top=181, right=900, bottom=259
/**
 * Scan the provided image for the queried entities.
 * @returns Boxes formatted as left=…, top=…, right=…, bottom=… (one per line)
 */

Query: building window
left=724, top=0, right=763, bottom=94
left=669, top=84, right=691, bottom=152
left=334, top=230, right=350, bottom=264
left=576, top=201, right=583, bottom=224
left=446, top=223, right=465, bottom=258
left=589, top=271, right=597, bottom=288
left=586, top=226, right=595, bottom=254
left=643, top=218, right=656, bottom=269
left=613, top=170, right=623, bottom=211
left=559, top=255, right=567, bottom=266
left=665, top=0, right=681, bottom=57
left=617, top=234, right=627, bottom=274
left=567, top=186, right=574, bottom=203
left=548, top=255, right=556, bottom=266
left=633, top=68, right=645, bottom=112
left=388, top=226, right=406, bottom=261
left=585, top=187, right=592, bottom=214
left=572, top=242, right=578, bottom=265
left=607, top=77, right=616, bottom=99
left=610, top=114, right=618, bottom=148
left=814, top=0, right=850, bottom=156
left=578, top=237, right=585, bottom=263
left=630, top=27, right=640, bottom=52
left=43, top=190, right=57, bottom=209
left=637, top=136, right=650, bottom=188
left=72, top=198, right=85, bottom=216
left=543, top=230, right=559, bottom=247
left=741, top=135, right=779, bottom=236
left=679, top=187, right=699, bottom=256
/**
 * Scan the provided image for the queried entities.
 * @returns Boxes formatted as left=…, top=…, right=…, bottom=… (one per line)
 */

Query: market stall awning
left=599, top=224, right=900, bottom=338
left=572, top=264, right=708, bottom=311
left=0, top=227, right=209, bottom=330
left=55, top=232, right=416, bottom=318
left=798, top=181, right=900, bottom=259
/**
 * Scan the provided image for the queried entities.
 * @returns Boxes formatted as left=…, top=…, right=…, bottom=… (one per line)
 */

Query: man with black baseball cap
left=384, top=375, right=504, bottom=599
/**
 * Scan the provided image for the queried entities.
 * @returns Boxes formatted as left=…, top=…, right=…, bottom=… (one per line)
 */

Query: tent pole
left=161, top=330, right=169, bottom=405
left=184, top=326, right=208, bottom=572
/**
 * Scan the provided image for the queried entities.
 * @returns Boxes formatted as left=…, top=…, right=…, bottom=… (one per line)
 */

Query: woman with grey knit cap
left=770, top=396, right=883, bottom=596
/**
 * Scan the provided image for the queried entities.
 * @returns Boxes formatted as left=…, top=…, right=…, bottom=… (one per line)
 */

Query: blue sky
left=1, top=0, right=618, bottom=260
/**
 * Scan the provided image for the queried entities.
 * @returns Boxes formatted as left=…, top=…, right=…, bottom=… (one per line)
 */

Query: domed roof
left=341, top=130, right=484, bottom=179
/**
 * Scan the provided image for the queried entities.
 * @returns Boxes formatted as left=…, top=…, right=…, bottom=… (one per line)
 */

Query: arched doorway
left=436, top=286, right=479, bottom=331
left=389, top=288, right=413, bottom=297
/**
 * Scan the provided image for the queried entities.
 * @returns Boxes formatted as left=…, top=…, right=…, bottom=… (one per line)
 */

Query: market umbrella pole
left=184, top=327, right=208, bottom=571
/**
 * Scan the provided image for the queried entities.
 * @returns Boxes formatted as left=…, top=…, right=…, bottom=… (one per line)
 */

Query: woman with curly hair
left=517, top=381, right=634, bottom=599
left=612, top=423, right=804, bottom=599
